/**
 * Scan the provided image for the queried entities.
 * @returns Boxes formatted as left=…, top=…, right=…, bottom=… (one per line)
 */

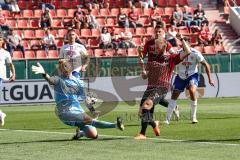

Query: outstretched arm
left=201, top=60, right=215, bottom=86
left=8, top=63, right=16, bottom=82
left=179, top=36, right=191, bottom=60
left=32, top=62, right=56, bottom=85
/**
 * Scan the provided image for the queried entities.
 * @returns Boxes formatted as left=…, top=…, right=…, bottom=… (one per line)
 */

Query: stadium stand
left=3, top=0, right=233, bottom=60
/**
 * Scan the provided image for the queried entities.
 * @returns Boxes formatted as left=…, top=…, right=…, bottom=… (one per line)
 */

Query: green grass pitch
left=0, top=97, right=240, bottom=160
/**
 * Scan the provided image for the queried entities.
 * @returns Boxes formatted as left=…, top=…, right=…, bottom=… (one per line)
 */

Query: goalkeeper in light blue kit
left=32, top=59, right=124, bottom=140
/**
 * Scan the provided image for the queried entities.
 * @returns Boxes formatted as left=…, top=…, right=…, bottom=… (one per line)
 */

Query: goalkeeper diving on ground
left=32, top=59, right=124, bottom=140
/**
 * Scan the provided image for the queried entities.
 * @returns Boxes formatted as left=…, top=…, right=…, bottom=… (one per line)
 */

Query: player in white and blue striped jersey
left=165, top=42, right=215, bottom=124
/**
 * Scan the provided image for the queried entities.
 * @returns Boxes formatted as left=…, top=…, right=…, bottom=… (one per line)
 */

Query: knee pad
left=141, top=109, right=153, bottom=122
left=83, top=125, right=98, bottom=139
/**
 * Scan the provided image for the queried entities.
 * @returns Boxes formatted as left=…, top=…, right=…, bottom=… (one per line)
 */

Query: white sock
left=166, top=99, right=177, bottom=122
left=191, top=100, right=198, bottom=120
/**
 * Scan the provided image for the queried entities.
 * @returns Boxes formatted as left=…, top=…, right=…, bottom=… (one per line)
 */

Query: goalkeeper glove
left=32, top=62, right=45, bottom=75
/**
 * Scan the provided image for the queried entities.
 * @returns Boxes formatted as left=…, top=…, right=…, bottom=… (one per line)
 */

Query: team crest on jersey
left=66, top=51, right=74, bottom=57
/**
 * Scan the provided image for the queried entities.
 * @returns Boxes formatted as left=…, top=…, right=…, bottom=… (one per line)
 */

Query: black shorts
left=140, top=87, right=168, bottom=113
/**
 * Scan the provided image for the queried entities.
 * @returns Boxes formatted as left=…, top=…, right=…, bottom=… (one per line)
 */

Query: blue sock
left=79, top=130, right=85, bottom=137
left=91, top=119, right=116, bottom=129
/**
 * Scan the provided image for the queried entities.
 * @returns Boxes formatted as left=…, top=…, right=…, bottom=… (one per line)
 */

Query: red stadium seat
left=30, top=40, right=41, bottom=50
left=6, top=20, right=17, bottom=28
left=48, top=50, right=59, bottom=58
left=88, top=39, right=99, bottom=48
left=157, top=0, right=167, bottom=7
left=204, top=46, right=216, bottom=55
left=52, top=0, right=61, bottom=9
left=194, top=46, right=204, bottom=53
left=100, top=8, right=110, bottom=17
left=143, top=8, right=153, bottom=16
left=56, top=9, right=68, bottom=18
left=139, top=17, right=151, bottom=26
left=23, top=10, right=33, bottom=18
left=18, top=19, right=28, bottom=29
left=115, top=0, right=125, bottom=8
left=136, top=28, right=146, bottom=36
left=18, top=0, right=27, bottom=9
left=121, top=8, right=131, bottom=15
left=113, top=28, right=124, bottom=35
left=132, top=37, right=142, bottom=47
left=79, top=38, right=87, bottom=46
left=94, top=49, right=105, bottom=57
left=49, top=10, right=56, bottom=17
left=155, top=7, right=164, bottom=15
left=178, top=27, right=190, bottom=35
left=91, top=9, right=99, bottom=16
left=58, top=29, right=68, bottom=38
left=87, top=49, right=94, bottom=57
left=35, top=29, right=45, bottom=38
left=110, top=8, right=120, bottom=17
left=56, top=39, right=63, bottom=48
left=164, top=7, right=174, bottom=16
left=50, top=29, right=58, bottom=37
left=106, top=17, right=117, bottom=26
left=178, top=0, right=189, bottom=6
left=96, top=18, right=106, bottom=26
left=126, top=28, right=135, bottom=35
left=81, top=28, right=91, bottom=37
left=72, top=0, right=81, bottom=7
left=168, top=0, right=177, bottom=7
left=13, top=30, right=23, bottom=38
left=34, top=9, right=42, bottom=18
left=2, top=10, right=10, bottom=17
left=105, top=49, right=116, bottom=57
left=52, top=19, right=63, bottom=28
left=146, top=27, right=155, bottom=36
left=62, top=0, right=71, bottom=9
left=68, top=9, right=76, bottom=17
left=128, top=48, right=138, bottom=57
left=29, top=19, right=39, bottom=28
left=23, top=30, right=35, bottom=39
left=12, top=51, right=24, bottom=60
left=36, top=50, right=47, bottom=59
left=21, top=40, right=29, bottom=50
left=117, top=49, right=127, bottom=56
left=25, top=51, right=35, bottom=59
left=91, top=29, right=101, bottom=37
left=133, top=8, right=142, bottom=15
left=215, top=45, right=225, bottom=53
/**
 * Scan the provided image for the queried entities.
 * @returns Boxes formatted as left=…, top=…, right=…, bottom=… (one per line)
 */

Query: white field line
left=0, top=128, right=239, bottom=147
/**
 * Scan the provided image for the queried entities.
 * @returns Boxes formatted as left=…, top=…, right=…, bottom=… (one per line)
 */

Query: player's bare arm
left=201, top=60, right=215, bottom=86
left=179, top=35, right=192, bottom=60
left=81, top=51, right=90, bottom=72
left=8, top=63, right=16, bottom=82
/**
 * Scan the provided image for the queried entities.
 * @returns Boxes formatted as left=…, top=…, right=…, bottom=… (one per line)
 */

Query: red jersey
left=143, top=39, right=181, bottom=89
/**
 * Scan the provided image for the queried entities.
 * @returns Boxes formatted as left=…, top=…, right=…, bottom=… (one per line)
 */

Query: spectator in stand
left=99, top=27, right=114, bottom=49
left=0, top=7, right=9, bottom=33
left=40, top=7, right=53, bottom=28
left=0, top=0, right=11, bottom=11
left=119, top=28, right=136, bottom=49
left=151, top=7, right=166, bottom=28
left=172, top=4, right=184, bottom=27
left=6, top=28, right=25, bottom=57
left=4, top=0, right=20, bottom=13
left=128, top=6, right=144, bottom=28
left=198, top=22, right=211, bottom=46
left=41, top=27, right=57, bottom=55
left=194, top=3, right=208, bottom=26
left=64, top=27, right=85, bottom=46
left=118, top=9, right=129, bottom=28
left=72, top=9, right=86, bottom=30
left=40, top=0, right=55, bottom=10
left=139, top=0, right=154, bottom=9
left=84, top=0, right=100, bottom=10
left=182, top=5, right=197, bottom=27
left=211, top=29, right=222, bottom=46
left=86, top=8, right=99, bottom=29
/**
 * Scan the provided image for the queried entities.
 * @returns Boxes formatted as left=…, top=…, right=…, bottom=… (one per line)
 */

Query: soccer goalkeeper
left=32, top=59, right=124, bottom=140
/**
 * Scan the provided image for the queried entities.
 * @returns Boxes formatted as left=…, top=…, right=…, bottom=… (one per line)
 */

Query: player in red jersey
left=135, top=31, right=191, bottom=140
